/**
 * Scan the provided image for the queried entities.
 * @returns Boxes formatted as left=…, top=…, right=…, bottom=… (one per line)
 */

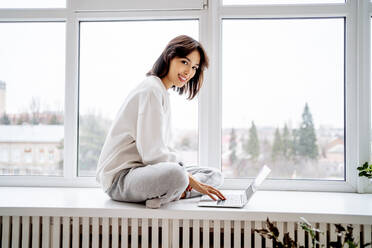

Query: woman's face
left=163, top=50, right=201, bottom=89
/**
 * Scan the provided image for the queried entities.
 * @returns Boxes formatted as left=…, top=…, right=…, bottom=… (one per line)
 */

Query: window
left=39, top=148, right=46, bottom=164
left=11, top=148, right=21, bottom=163
left=48, top=149, right=55, bottom=163
left=0, top=22, right=65, bottom=176
left=78, top=20, right=199, bottom=177
left=0, top=146, right=9, bottom=163
left=0, top=0, right=369, bottom=192
left=222, top=18, right=345, bottom=180
left=24, top=147, right=33, bottom=164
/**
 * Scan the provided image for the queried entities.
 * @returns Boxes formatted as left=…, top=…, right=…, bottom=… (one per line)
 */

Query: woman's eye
left=182, top=60, right=188, bottom=65
left=192, top=67, right=198, bottom=70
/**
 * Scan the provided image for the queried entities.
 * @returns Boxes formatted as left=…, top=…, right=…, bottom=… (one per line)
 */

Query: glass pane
left=224, top=0, right=344, bottom=4
left=222, top=18, right=344, bottom=180
left=0, top=22, right=65, bottom=176
left=79, top=20, right=199, bottom=177
left=0, top=0, right=65, bottom=8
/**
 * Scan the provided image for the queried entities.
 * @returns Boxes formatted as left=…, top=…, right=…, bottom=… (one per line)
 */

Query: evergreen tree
left=271, top=128, right=282, bottom=161
left=281, top=124, right=291, bottom=160
left=298, top=103, right=318, bottom=160
left=247, top=121, right=260, bottom=161
left=241, top=134, right=247, bottom=154
left=48, top=114, right=59, bottom=125
left=229, top=128, right=237, bottom=165
left=0, top=113, right=11, bottom=125
left=290, top=129, right=299, bottom=161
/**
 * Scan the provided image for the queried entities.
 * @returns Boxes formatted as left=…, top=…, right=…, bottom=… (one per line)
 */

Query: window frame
left=0, top=0, right=370, bottom=193
left=211, top=0, right=370, bottom=192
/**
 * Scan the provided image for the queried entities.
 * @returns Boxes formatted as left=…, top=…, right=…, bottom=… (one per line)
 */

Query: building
left=0, top=80, right=5, bottom=117
left=0, top=124, right=64, bottom=176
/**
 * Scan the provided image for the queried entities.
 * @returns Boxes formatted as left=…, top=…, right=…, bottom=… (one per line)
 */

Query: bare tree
left=30, top=97, right=41, bottom=125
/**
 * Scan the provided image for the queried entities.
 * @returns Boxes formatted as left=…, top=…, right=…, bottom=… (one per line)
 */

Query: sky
left=0, top=14, right=354, bottom=132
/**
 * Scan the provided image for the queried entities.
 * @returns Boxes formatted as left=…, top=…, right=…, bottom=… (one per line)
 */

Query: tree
left=229, top=128, right=237, bottom=165
left=297, top=103, right=318, bottom=160
left=0, top=113, right=11, bottom=125
left=48, top=114, right=59, bottom=125
left=180, top=136, right=191, bottom=149
left=290, top=129, right=299, bottom=162
left=281, top=124, right=291, bottom=160
left=271, top=128, right=282, bottom=161
left=78, top=113, right=110, bottom=173
left=16, top=113, right=30, bottom=125
left=246, top=121, right=260, bottom=161
left=30, top=97, right=41, bottom=125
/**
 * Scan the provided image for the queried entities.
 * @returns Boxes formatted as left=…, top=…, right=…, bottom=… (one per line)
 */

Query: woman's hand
left=188, top=174, right=226, bottom=201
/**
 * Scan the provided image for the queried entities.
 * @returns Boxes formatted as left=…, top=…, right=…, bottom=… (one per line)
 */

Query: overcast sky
left=0, top=17, right=347, bottom=131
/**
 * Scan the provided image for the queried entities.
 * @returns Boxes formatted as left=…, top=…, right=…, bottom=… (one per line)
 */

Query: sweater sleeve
left=136, top=91, right=178, bottom=165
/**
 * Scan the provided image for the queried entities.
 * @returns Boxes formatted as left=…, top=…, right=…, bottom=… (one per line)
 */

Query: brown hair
left=147, top=35, right=209, bottom=100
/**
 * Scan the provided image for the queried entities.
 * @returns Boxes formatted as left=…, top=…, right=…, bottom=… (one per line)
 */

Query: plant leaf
left=334, top=224, right=345, bottom=233
left=329, top=241, right=341, bottom=248
left=363, top=162, right=369, bottom=169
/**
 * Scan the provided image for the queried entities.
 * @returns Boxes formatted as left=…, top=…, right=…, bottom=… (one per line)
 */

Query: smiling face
left=161, top=49, right=201, bottom=90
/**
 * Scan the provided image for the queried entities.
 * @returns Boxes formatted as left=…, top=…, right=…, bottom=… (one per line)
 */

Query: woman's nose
left=184, top=67, right=192, bottom=76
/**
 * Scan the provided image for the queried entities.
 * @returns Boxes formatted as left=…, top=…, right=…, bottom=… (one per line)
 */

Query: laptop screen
left=253, top=165, right=271, bottom=187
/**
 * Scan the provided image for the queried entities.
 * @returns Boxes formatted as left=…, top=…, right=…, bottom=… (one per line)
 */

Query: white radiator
left=1, top=216, right=371, bottom=248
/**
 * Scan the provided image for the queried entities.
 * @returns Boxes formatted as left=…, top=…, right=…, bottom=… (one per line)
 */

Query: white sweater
left=96, top=75, right=178, bottom=192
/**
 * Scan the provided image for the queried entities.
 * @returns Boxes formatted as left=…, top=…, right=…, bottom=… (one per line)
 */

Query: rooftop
left=0, top=124, right=63, bottom=143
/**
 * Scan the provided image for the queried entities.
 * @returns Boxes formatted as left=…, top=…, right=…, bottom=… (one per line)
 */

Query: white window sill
left=0, top=187, right=371, bottom=224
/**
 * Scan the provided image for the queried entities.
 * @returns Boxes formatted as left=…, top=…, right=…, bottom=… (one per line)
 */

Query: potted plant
left=357, top=162, right=372, bottom=193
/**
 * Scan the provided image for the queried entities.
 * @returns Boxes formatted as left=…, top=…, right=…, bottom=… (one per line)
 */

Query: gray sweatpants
left=106, top=163, right=224, bottom=208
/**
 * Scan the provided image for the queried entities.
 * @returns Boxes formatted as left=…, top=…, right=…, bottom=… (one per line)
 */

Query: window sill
left=0, top=187, right=371, bottom=224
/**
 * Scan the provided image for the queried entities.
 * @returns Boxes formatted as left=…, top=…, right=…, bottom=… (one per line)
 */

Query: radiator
left=1, top=216, right=371, bottom=248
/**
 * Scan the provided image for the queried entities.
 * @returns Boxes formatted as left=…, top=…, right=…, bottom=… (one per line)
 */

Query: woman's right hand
left=188, top=174, right=226, bottom=201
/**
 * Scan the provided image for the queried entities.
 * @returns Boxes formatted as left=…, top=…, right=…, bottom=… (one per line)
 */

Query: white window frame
left=209, top=0, right=371, bottom=192
left=0, top=0, right=370, bottom=193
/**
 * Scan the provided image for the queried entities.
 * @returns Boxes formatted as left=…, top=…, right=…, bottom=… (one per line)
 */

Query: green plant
left=300, top=219, right=371, bottom=248
left=357, top=162, right=372, bottom=179
left=299, top=217, right=323, bottom=248
left=328, top=223, right=371, bottom=248
left=255, top=218, right=298, bottom=248
left=255, top=218, right=371, bottom=248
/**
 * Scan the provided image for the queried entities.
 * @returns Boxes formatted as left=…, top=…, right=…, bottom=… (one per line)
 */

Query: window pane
left=222, top=18, right=344, bottom=180
left=78, top=20, right=199, bottom=177
left=0, top=0, right=65, bottom=8
left=0, top=22, right=65, bottom=176
left=224, top=0, right=344, bottom=4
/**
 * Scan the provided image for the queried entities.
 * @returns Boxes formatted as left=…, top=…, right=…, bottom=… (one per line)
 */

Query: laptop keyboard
left=217, top=194, right=242, bottom=206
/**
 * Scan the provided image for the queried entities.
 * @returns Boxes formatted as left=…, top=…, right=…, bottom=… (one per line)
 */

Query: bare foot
left=180, top=191, right=186, bottom=199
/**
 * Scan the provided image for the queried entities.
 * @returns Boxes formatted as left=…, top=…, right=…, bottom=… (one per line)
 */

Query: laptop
left=198, top=165, right=271, bottom=208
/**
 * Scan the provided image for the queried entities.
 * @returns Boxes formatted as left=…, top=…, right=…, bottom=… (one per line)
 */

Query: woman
left=96, top=35, right=226, bottom=208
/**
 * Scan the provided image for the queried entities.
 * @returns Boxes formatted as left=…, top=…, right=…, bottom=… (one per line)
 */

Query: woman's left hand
left=188, top=174, right=226, bottom=201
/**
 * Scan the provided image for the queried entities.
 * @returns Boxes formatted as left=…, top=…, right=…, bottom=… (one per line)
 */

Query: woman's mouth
left=178, top=74, right=187, bottom=83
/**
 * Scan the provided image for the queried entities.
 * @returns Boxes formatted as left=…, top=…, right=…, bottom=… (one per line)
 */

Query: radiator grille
left=1, top=216, right=371, bottom=248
